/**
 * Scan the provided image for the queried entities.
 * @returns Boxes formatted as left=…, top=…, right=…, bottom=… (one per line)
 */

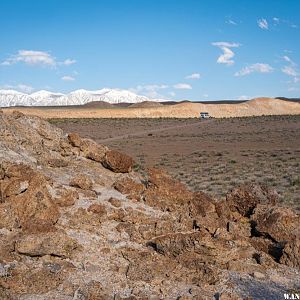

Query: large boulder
left=226, top=184, right=278, bottom=217
left=68, top=133, right=108, bottom=162
left=3, top=166, right=60, bottom=233
left=103, top=150, right=134, bottom=173
left=251, top=205, right=299, bottom=243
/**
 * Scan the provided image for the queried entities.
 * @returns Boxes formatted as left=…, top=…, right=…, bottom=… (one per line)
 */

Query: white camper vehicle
left=200, top=112, right=211, bottom=119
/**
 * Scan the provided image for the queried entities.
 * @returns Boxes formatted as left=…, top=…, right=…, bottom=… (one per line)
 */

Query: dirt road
left=97, top=119, right=213, bottom=143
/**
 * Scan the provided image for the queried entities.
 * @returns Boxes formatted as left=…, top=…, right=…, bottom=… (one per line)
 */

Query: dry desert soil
left=51, top=115, right=300, bottom=210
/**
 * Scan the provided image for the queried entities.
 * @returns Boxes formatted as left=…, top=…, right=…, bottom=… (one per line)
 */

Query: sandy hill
left=2, top=97, right=300, bottom=119
left=129, top=101, right=164, bottom=108
left=82, top=100, right=114, bottom=109
left=0, top=111, right=299, bottom=298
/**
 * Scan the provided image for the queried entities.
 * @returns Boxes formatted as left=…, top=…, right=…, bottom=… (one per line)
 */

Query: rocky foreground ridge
left=0, top=110, right=299, bottom=299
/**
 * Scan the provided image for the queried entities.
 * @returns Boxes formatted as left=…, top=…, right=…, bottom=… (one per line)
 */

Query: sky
left=0, top=0, right=299, bottom=101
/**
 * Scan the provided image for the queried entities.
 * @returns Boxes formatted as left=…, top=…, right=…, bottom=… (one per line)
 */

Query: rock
left=15, top=231, right=78, bottom=258
left=0, top=166, right=5, bottom=180
left=252, top=271, right=266, bottom=279
left=68, top=132, right=82, bottom=147
left=80, top=139, right=108, bottom=162
left=148, top=231, right=256, bottom=270
left=251, top=205, right=300, bottom=243
left=55, top=188, right=79, bottom=207
left=191, top=191, right=216, bottom=217
left=143, top=168, right=194, bottom=211
left=214, top=199, right=237, bottom=222
left=226, top=184, right=278, bottom=217
left=8, top=170, right=60, bottom=233
left=87, top=203, right=107, bottom=215
left=0, top=265, right=65, bottom=295
left=103, top=150, right=134, bottom=173
left=68, top=133, right=108, bottom=162
left=67, top=208, right=104, bottom=230
left=70, top=174, right=93, bottom=190
left=4, top=163, right=35, bottom=179
left=280, top=240, right=300, bottom=269
left=114, top=177, right=145, bottom=201
left=108, top=197, right=122, bottom=207
left=218, top=291, right=243, bottom=300
left=46, top=158, right=69, bottom=168
left=3, top=179, right=29, bottom=198
left=83, top=280, right=109, bottom=300
left=249, top=237, right=274, bottom=255
left=227, top=220, right=252, bottom=239
left=108, top=208, right=126, bottom=222
left=0, top=202, right=18, bottom=230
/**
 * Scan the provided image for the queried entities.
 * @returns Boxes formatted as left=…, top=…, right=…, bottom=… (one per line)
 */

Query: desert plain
left=50, top=113, right=300, bottom=211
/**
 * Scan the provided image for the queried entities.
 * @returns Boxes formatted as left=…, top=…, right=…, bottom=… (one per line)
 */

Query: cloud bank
left=235, top=63, right=273, bottom=76
left=1, top=50, right=76, bottom=67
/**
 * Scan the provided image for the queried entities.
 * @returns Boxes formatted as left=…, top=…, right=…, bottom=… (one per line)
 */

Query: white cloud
left=168, top=91, right=176, bottom=97
left=18, top=84, right=34, bottom=93
left=226, top=19, right=237, bottom=25
left=237, top=95, right=249, bottom=100
left=1, top=50, right=76, bottom=67
left=1, top=83, right=34, bottom=93
left=185, top=73, right=201, bottom=80
left=271, top=17, right=298, bottom=29
left=130, top=84, right=169, bottom=98
left=281, top=55, right=298, bottom=79
left=282, top=66, right=298, bottom=77
left=212, top=42, right=240, bottom=66
left=173, top=83, right=192, bottom=90
left=62, top=59, right=76, bottom=66
left=2, top=50, right=56, bottom=66
left=257, top=18, right=269, bottom=30
left=61, top=75, right=75, bottom=81
left=234, top=63, right=274, bottom=76
left=288, top=87, right=299, bottom=92
left=283, top=55, right=294, bottom=64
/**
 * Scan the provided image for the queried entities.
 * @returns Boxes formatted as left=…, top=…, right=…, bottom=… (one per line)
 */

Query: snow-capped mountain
left=0, top=90, right=36, bottom=107
left=30, top=90, right=66, bottom=105
left=0, top=88, right=155, bottom=107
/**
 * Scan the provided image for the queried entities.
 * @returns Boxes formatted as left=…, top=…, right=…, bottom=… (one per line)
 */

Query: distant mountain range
left=1, top=89, right=299, bottom=108
left=0, top=89, right=153, bottom=107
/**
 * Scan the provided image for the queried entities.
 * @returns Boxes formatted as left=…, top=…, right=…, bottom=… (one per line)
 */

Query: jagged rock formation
left=0, top=110, right=299, bottom=299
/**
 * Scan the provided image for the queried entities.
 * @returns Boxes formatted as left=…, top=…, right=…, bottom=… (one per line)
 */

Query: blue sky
left=0, top=0, right=299, bottom=100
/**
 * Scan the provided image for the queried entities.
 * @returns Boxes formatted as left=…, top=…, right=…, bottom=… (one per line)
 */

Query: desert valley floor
left=51, top=115, right=300, bottom=211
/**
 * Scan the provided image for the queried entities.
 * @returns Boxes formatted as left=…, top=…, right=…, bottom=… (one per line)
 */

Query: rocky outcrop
left=0, top=111, right=299, bottom=299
